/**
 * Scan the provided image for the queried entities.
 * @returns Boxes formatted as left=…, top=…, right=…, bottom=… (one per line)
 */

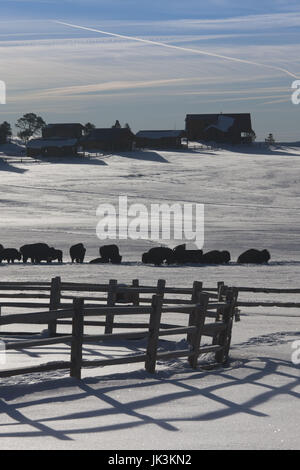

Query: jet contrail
left=54, top=20, right=299, bottom=79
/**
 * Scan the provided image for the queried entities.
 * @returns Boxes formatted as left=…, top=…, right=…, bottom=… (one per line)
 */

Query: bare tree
left=16, top=113, right=46, bottom=144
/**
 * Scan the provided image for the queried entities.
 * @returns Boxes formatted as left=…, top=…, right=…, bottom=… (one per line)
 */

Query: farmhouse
left=185, top=113, right=255, bottom=144
left=81, top=128, right=135, bottom=152
left=136, top=130, right=186, bottom=149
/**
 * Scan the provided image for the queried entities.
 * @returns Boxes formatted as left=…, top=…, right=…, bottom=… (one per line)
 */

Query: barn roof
left=82, top=128, right=134, bottom=142
left=136, top=130, right=185, bottom=139
left=186, top=113, right=252, bottom=132
left=205, top=115, right=235, bottom=133
left=27, top=138, right=78, bottom=149
left=45, top=123, right=84, bottom=129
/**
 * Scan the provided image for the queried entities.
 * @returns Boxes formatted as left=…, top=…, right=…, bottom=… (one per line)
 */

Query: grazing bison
left=115, top=284, right=137, bottom=304
left=20, top=243, right=60, bottom=263
left=49, top=248, right=63, bottom=263
left=99, top=245, right=122, bottom=264
left=237, top=249, right=270, bottom=264
left=201, top=250, right=231, bottom=264
left=142, top=247, right=175, bottom=266
left=70, top=243, right=86, bottom=263
left=173, top=245, right=203, bottom=264
left=0, top=248, right=22, bottom=263
left=89, top=257, right=109, bottom=264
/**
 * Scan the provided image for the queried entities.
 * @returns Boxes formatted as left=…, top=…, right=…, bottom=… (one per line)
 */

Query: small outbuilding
left=136, top=130, right=186, bottom=149
left=27, top=138, right=78, bottom=158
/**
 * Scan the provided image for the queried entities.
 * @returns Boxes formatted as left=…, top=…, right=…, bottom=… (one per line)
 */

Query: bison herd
left=142, top=245, right=232, bottom=266
left=0, top=242, right=271, bottom=266
left=142, top=245, right=269, bottom=266
left=0, top=243, right=123, bottom=265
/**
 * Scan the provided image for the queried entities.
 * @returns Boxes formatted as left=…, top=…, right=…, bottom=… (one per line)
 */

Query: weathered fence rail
left=0, top=278, right=298, bottom=339
left=0, top=286, right=238, bottom=380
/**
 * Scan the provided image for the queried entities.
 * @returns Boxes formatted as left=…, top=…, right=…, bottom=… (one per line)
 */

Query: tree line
left=0, top=114, right=132, bottom=145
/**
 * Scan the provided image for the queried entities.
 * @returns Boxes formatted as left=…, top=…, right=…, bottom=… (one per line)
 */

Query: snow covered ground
left=0, top=142, right=299, bottom=449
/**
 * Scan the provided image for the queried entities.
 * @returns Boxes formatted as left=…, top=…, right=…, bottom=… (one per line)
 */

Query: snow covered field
left=0, top=143, right=299, bottom=449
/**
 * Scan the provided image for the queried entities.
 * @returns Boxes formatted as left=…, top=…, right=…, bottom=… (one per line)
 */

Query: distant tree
left=112, top=120, right=121, bottom=129
left=16, top=113, right=46, bottom=144
left=265, top=133, right=275, bottom=145
left=250, top=130, right=256, bottom=143
left=84, top=122, right=96, bottom=135
left=0, top=121, right=12, bottom=144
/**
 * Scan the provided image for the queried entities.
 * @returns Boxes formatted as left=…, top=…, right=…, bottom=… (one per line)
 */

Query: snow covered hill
left=0, top=143, right=299, bottom=450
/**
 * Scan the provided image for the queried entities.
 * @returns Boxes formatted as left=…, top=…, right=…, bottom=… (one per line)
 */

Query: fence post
left=156, top=279, right=166, bottom=297
left=70, top=298, right=84, bottom=379
left=145, top=294, right=163, bottom=374
left=215, top=288, right=238, bottom=365
left=188, top=293, right=209, bottom=369
left=132, top=279, right=139, bottom=306
left=104, top=279, right=117, bottom=334
left=187, top=281, right=202, bottom=344
left=48, top=276, right=61, bottom=337
left=212, top=283, right=226, bottom=346
left=216, top=281, right=224, bottom=321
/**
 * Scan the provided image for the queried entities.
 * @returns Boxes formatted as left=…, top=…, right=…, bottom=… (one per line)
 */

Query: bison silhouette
left=99, top=245, right=122, bottom=264
left=142, top=247, right=175, bottom=266
left=237, top=249, right=270, bottom=264
left=0, top=248, right=22, bottom=263
left=70, top=243, right=86, bottom=263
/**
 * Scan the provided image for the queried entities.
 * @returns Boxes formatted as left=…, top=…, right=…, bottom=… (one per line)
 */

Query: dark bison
left=20, top=243, right=61, bottom=263
left=173, top=244, right=203, bottom=264
left=99, top=245, right=122, bottom=264
left=201, top=250, right=231, bottom=264
left=89, top=257, right=109, bottom=264
left=70, top=243, right=86, bottom=263
left=115, top=284, right=137, bottom=303
left=142, top=247, right=175, bottom=266
left=237, top=249, right=271, bottom=264
left=49, top=248, right=63, bottom=263
left=0, top=248, right=22, bottom=263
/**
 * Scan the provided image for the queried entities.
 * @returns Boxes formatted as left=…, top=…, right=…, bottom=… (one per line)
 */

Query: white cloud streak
left=54, top=20, right=300, bottom=79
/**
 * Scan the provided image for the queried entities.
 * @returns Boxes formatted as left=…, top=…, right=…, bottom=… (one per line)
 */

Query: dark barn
left=136, top=130, right=186, bottom=149
left=42, top=123, right=84, bottom=140
left=27, top=123, right=84, bottom=158
left=81, top=128, right=135, bottom=152
left=185, top=113, right=255, bottom=144
left=27, top=139, right=78, bottom=158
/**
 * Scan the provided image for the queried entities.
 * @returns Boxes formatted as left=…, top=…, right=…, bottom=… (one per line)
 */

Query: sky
left=0, top=0, right=299, bottom=141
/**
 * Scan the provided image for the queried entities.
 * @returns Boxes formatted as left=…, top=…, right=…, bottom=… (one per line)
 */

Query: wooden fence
left=0, top=287, right=238, bottom=380
left=0, top=278, right=222, bottom=336
left=0, top=278, right=298, bottom=339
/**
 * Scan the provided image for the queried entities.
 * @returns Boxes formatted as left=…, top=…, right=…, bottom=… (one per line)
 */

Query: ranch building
left=185, top=113, right=255, bottom=144
left=81, top=128, right=135, bottom=152
left=136, top=130, right=186, bottom=149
